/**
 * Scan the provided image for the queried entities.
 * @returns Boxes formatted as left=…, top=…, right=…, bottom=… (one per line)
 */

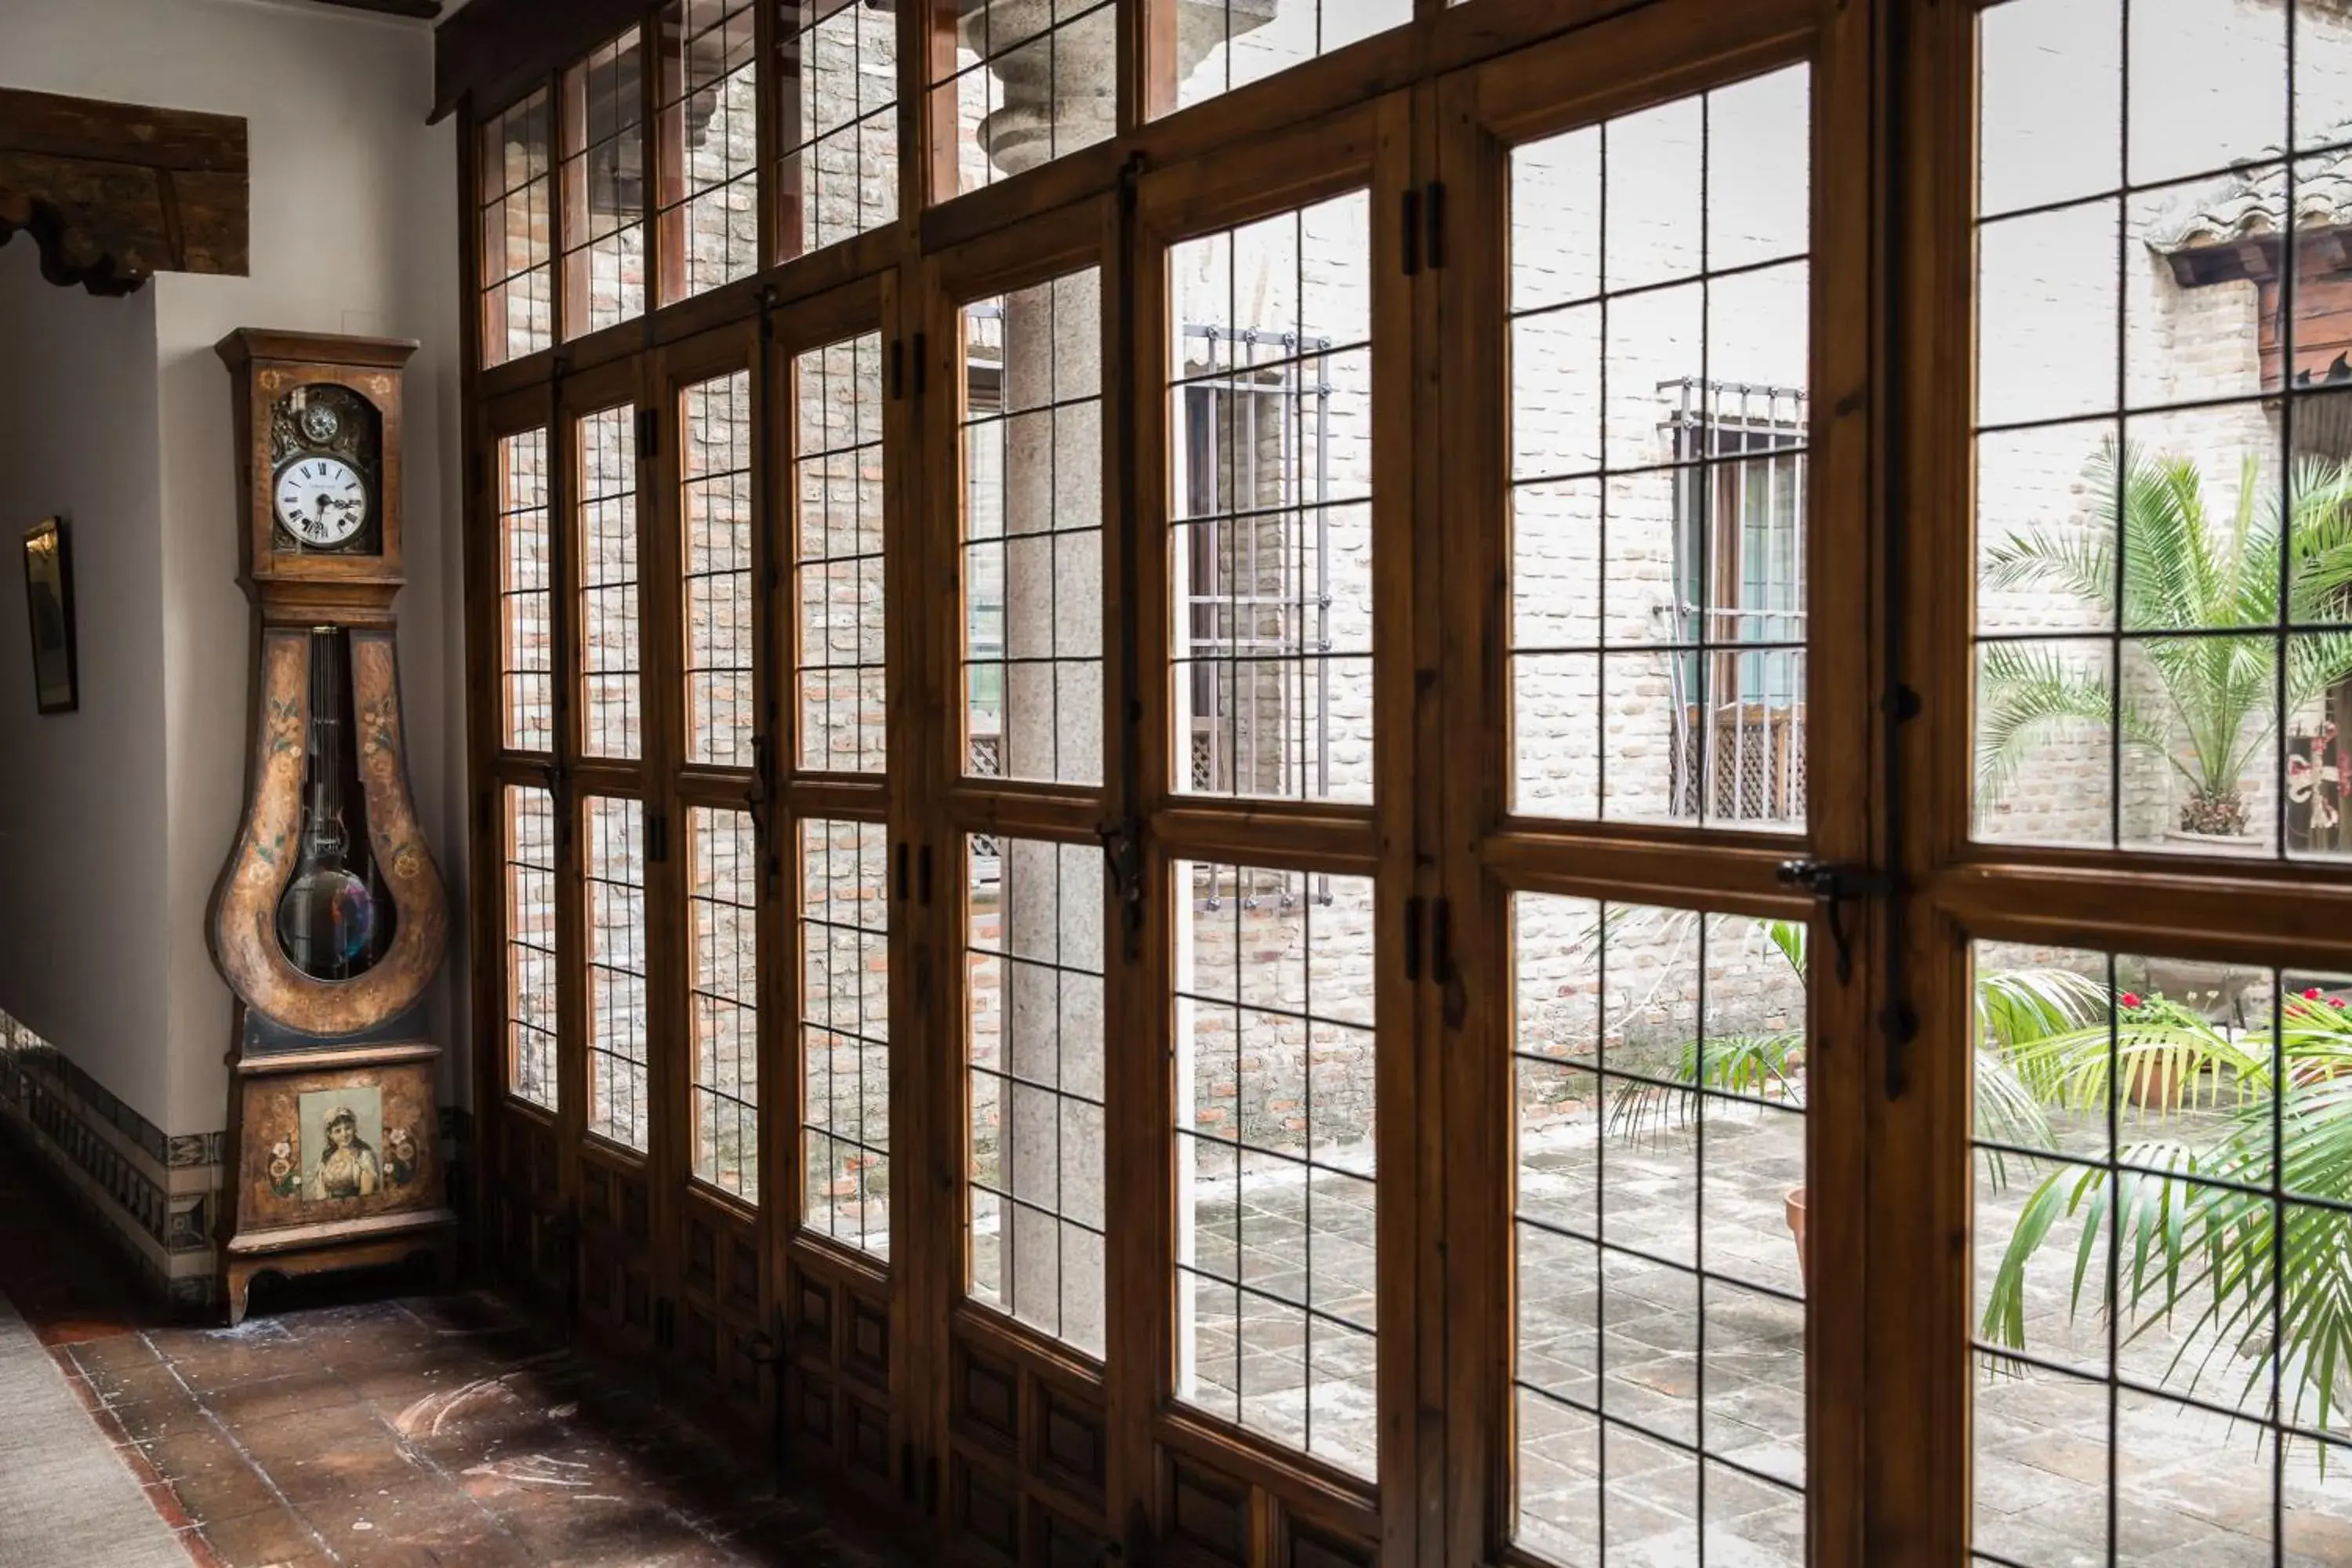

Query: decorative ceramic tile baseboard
left=0, top=1015, right=223, bottom=1307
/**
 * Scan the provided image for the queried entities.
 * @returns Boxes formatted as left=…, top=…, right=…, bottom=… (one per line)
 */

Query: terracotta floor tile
left=3, top=1134, right=920, bottom=1568
left=194, top=1501, right=330, bottom=1565
left=113, top=1385, right=217, bottom=1449
left=152, top=1441, right=278, bottom=1526
left=67, top=1327, right=165, bottom=1378
left=287, top=1472, right=490, bottom=1562
left=172, top=1520, right=230, bottom=1568
left=139, top=1475, right=197, bottom=1533
left=167, top=1323, right=329, bottom=1394
left=82, top=1349, right=192, bottom=1410
left=249, top=1425, right=425, bottom=1508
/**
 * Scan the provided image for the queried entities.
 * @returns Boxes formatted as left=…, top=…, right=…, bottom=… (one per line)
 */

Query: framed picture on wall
left=22, top=517, right=78, bottom=715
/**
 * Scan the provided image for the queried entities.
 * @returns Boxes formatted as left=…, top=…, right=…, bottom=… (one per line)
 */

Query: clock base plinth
left=222, top=1212, right=458, bottom=1327
left=218, top=1030, right=452, bottom=1327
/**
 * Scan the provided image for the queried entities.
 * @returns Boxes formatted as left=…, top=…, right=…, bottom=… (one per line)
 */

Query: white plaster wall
left=0, top=0, right=466, bottom=1136
left=0, top=243, right=170, bottom=1127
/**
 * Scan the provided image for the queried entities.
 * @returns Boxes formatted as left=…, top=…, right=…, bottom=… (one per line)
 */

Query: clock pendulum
left=209, top=330, right=456, bottom=1323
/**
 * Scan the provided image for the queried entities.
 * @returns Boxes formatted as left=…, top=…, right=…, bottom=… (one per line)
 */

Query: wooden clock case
left=209, top=329, right=456, bottom=1323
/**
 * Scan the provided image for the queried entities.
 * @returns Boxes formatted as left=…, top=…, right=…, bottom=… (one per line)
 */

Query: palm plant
left=1993, top=985, right=2270, bottom=1115
left=1982, top=986, right=2352, bottom=1449
left=1600, top=913, right=2082, bottom=1181
left=1977, top=440, right=2352, bottom=834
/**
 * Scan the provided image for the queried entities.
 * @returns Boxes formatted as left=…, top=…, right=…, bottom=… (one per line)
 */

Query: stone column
left=963, top=0, right=1275, bottom=1358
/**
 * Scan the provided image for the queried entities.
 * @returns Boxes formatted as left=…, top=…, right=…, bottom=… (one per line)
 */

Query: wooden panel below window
left=845, top=1291, right=889, bottom=1389
left=793, top=1272, right=834, bottom=1358
left=1034, top=1506, right=1113, bottom=1568
left=844, top=1392, right=892, bottom=1482
left=1283, top=1522, right=1374, bottom=1568
left=954, top=1457, right=1023, bottom=1563
left=956, top=1344, right=1019, bottom=1450
left=794, top=1370, right=836, bottom=1448
left=1165, top=1459, right=1252, bottom=1567
left=728, top=1236, right=758, bottom=1312
left=1036, top=1386, right=1104, bottom=1504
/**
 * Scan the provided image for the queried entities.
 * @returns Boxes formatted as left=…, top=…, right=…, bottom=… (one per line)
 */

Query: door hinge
left=748, top=735, right=779, bottom=892
left=1432, top=895, right=1465, bottom=1029
left=645, top=810, right=670, bottom=865
left=913, top=331, right=928, bottom=398
left=476, top=791, right=492, bottom=837
left=890, top=337, right=906, bottom=401
left=470, top=448, right=487, bottom=498
left=1403, top=182, right=1445, bottom=275
left=546, top=760, right=574, bottom=852
left=895, top=841, right=911, bottom=903
left=1403, top=894, right=1425, bottom=983
left=636, top=406, right=659, bottom=461
left=1775, top=859, right=1891, bottom=986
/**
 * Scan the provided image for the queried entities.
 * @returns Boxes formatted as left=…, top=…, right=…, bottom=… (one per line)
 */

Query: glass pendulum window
left=278, top=627, right=394, bottom=982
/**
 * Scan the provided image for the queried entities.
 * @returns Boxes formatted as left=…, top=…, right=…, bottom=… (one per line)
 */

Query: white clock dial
left=274, top=456, right=370, bottom=549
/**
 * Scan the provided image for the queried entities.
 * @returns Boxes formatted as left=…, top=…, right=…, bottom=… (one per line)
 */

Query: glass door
left=922, top=196, right=1127, bottom=1563
left=651, top=320, right=770, bottom=1429
left=1127, top=94, right=1424, bottom=1566
left=764, top=271, right=918, bottom=1504
left=477, top=382, right=572, bottom=1311
left=1433, top=2, right=1873, bottom=1563
left=557, top=354, right=671, bottom=1364
left=1892, top=0, right=2352, bottom=1559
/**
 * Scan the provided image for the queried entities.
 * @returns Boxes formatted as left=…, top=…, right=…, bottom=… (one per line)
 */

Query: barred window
left=1663, top=379, right=1807, bottom=826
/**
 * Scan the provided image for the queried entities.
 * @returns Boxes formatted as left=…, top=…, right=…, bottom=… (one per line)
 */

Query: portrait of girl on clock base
left=297, top=1087, right=382, bottom=1201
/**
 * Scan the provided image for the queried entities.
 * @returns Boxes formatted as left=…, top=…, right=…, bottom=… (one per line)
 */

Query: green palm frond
left=1606, top=1029, right=1804, bottom=1141
left=1600, top=916, right=2076, bottom=1184
left=1979, top=439, right=2352, bottom=818
left=1989, top=990, right=2270, bottom=1117
left=1974, top=642, right=2122, bottom=801
left=1975, top=965, right=2111, bottom=1053
left=1973, top=1048, right=2059, bottom=1189
left=1984, top=1081, right=2352, bottom=1448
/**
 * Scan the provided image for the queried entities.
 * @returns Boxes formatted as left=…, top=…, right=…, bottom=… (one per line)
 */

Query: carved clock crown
left=215, top=328, right=418, bottom=628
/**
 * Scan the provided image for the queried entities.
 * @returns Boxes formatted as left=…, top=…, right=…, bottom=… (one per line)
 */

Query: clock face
left=274, top=456, right=371, bottom=549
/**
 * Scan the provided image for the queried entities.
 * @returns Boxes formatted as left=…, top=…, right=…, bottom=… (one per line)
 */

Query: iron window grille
left=1178, top=321, right=1338, bottom=802
left=1661, top=377, right=1808, bottom=825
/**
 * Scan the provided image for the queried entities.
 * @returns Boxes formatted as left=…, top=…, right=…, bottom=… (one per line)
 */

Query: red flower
left=2333, top=997, right=2347, bottom=1010
left=2120, top=992, right=2143, bottom=1009
left=2307, top=988, right=2325, bottom=1000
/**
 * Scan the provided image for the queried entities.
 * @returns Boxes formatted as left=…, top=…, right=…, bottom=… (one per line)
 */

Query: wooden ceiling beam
left=0, top=87, right=248, bottom=296
left=306, top=0, right=441, bottom=18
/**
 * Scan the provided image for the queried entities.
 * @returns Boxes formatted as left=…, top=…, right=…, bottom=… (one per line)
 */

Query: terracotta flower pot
left=1784, top=1186, right=1808, bottom=1287
left=2122, top=1051, right=2192, bottom=1112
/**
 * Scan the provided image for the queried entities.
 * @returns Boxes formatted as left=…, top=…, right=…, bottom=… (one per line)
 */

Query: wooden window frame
left=452, top=0, right=2352, bottom=1563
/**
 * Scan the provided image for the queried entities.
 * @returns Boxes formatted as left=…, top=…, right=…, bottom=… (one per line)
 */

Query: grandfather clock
left=210, top=329, right=455, bottom=1322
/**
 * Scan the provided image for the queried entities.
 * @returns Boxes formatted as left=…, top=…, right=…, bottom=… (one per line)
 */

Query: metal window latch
left=1098, top=816, right=1146, bottom=952
left=1775, top=859, right=1892, bottom=986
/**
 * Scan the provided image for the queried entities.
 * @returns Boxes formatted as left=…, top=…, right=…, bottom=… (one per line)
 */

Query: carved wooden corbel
left=0, top=87, right=248, bottom=297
